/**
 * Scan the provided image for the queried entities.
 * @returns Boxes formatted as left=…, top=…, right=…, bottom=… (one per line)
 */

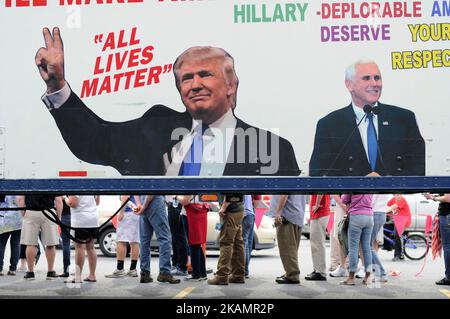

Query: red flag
left=425, top=215, right=433, bottom=235
left=392, top=214, right=409, bottom=236
left=255, top=208, right=266, bottom=229
left=415, top=214, right=433, bottom=277
left=326, top=212, right=334, bottom=233
left=432, top=213, right=442, bottom=260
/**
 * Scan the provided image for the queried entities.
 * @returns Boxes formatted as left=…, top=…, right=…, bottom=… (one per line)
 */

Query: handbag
left=185, top=203, right=208, bottom=245
left=337, top=215, right=349, bottom=256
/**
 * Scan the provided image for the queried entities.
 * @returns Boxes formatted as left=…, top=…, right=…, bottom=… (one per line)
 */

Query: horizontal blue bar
left=0, top=177, right=450, bottom=194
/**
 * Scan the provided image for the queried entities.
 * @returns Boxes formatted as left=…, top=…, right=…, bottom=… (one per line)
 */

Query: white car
left=96, top=196, right=276, bottom=257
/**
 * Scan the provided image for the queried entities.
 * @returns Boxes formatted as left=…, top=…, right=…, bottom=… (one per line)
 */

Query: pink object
left=389, top=270, right=401, bottom=276
left=392, top=215, right=410, bottom=236
left=432, top=213, right=442, bottom=260
left=326, top=212, right=334, bottom=233
left=112, top=215, right=118, bottom=229
left=425, top=215, right=433, bottom=235
left=415, top=253, right=428, bottom=277
left=185, top=204, right=208, bottom=245
left=254, top=208, right=267, bottom=229
left=414, top=214, right=434, bottom=277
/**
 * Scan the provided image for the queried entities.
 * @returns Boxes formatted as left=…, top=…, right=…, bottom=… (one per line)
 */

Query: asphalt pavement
left=0, top=238, right=449, bottom=300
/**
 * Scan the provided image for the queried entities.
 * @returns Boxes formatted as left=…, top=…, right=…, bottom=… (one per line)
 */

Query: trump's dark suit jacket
left=309, top=103, right=425, bottom=176
left=50, top=92, right=300, bottom=176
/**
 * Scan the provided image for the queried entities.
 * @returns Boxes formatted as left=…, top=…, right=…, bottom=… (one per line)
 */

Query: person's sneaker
left=157, top=272, right=181, bottom=284
left=24, top=271, right=35, bottom=280
left=206, top=267, right=213, bottom=274
left=7, top=270, right=16, bottom=276
left=330, top=266, right=348, bottom=278
left=46, top=271, right=59, bottom=280
left=329, top=264, right=339, bottom=272
left=207, top=275, right=228, bottom=285
left=392, top=256, right=401, bottom=262
left=18, top=265, right=27, bottom=272
left=58, top=272, right=70, bottom=278
left=245, top=273, right=250, bottom=279
left=64, top=276, right=82, bottom=284
left=105, top=269, right=126, bottom=278
left=228, top=275, right=245, bottom=284
left=126, top=269, right=138, bottom=277
left=435, top=277, right=450, bottom=286
left=140, top=271, right=153, bottom=283
left=170, top=268, right=188, bottom=276
left=355, top=268, right=365, bottom=279
left=184, top=275, right=202, bottom=281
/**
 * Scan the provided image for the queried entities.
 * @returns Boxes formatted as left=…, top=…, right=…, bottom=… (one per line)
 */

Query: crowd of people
left=0, top=193, right=449, bottom=287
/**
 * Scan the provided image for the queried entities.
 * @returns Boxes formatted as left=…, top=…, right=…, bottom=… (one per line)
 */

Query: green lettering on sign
left=233, top=2, right=309, bottom=24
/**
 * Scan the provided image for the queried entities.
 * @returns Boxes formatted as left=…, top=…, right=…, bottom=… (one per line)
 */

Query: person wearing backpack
left=18, top=195, right=63, bottom=280
left=65, top=195, right=100, bottom=284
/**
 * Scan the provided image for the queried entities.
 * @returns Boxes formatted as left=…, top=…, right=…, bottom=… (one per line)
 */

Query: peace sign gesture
left=35, top=27, right=66, bottom=93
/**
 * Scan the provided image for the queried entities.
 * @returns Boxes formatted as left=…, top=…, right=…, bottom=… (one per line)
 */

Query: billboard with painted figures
left=0, top=0, right=449, bottom=187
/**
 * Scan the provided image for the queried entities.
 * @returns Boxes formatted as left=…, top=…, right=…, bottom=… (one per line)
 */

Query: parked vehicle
left=97, top=196, right=276, bottom=257
left=97, top=196, right=122, bottom=257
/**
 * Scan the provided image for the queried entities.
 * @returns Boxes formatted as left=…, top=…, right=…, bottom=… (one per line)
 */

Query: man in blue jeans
left=134, top=195, right=180, bottom=284
left=242, top=195, right=258, bottom=279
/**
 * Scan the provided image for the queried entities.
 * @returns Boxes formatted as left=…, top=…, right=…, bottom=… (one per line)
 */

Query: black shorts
left=72, top=228, right=99, bottom=241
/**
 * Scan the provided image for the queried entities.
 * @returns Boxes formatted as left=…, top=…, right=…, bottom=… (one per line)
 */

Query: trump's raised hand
left=35, top=27, right=65, bottom=93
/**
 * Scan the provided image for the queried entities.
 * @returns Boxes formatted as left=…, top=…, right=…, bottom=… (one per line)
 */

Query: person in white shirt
left=65, top=195, right=99, bottom=284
